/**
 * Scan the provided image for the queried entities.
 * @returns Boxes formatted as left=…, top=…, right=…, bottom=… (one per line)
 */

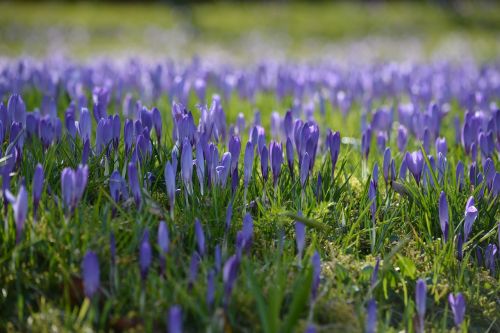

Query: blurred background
left=1, top=1, right=500, bottom=62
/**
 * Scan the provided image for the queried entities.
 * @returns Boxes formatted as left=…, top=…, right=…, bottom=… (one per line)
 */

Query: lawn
left=0, top=2, right=499, bottom=333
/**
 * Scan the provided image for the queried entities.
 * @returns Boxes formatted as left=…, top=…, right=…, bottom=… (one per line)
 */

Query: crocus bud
left=158, top=221, right=169, bottom=256
left=365, top=298, right=377, bottom=333
left=139, top=230, right=152, bottom=281
left=223, top=254, right=240, bottom=307
left=311, top=251, right=321, bottom=301
left=405, top=151, right=424, bottom=185
left=383, top=148, right=391, bottom=185
left=397, top=125, right=408, bottom=152
left=168, top=305, right=182, bottom=333
left=463, top=196, right=477, bottom=242
left=270, top=141, right=283, bottom=187
left=415, top=278, right=427, bottom=333
left=152, top=107, right=162, bottom=143
left=439, top=191, right=449, bottom=242
left=78, top=108, right=92, bottom=143
left=128, top=162, right=142, bottom=209
left=260, top=145, right=269, bottom=182
left=300, top=152, right=310, bottom=187
left=286, top=137, right=294, bottom=179
left=194, top=218, right=205, bottom=257
left=295, top=218, right=305, bottom=259
left=32, top=163, right=44, bottom=217
left=82, top=250, right=100, bottom=299
left=243, top=141, right=254, bottom=188
left=164, top=161, right=176, bottom=212
left=448, top=293, right=466, bottom=327
left=228, top=135, right=241, bottom=174
left=6, top=184, right=28, bottom=242
left=435, top=137, right=447, bottom=156
left=181, top=138, right=193, bottom=195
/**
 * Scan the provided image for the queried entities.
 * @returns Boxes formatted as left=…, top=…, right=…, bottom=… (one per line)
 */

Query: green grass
left=1, top=2, right=500, bottom=59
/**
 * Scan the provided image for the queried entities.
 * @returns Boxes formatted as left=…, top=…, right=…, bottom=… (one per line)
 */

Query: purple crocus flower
left=405, top=151, right=424, bottom=185
left=448, top=293, right=466, bottom=327
left=361, top=127, right=371, bottom=159
left=399, top=158, right=407, bottom=180
left=270, top=141, right=283, bottom=187
left=124, top=119, right=134, bottom=156
left=456, top=161, right=464, bottom=190
left=371, top=257, right=380, bottom=288
left=439, top=191, right=449, bottom=242
left=6, top=184, right=28, bottom=243
left=228, top=135, right=241, bottom=174
left=78, top=108, right=92, bottom=143
left=112, top=114, right=121, bottom=150
left=326, top=130, right=341, bottom=179
left=366, top=298, right=377, bottom=333
left=206, top=269, right=215, bottom=307
left=463, top=196, right=477, bottom=242
left=188, top=252, right=200, bottom=287
left=32, top=163, right=44, bottom=218
left=109, top=170, right=126, bottom=203
left=61, top=165, right=89, bottom=215
left=158, top=221, right=169, bottom=256
left=397, top=125, right=408, bottom=152
left=415, top=278, right=427, bottom=333
left=260, top=145, right=269, bottom=182
left=295, top=218, right=305, bottom=259
left=152, top=107, right=162, bottom=143
left=168, top=305, right=182, bottom=333
left=435, top=137, right=447, bottom=156
left=237, top=213, right=254, bottom=255
left=164, top=161, right=176, bottom=214
left=225, top=201, right=233, bottom=232
left=139, top=230, right=152, bottom=281
left=369, top=180, right=377, bottom=223
left=194, top=218, right=206, bottom=257
left=311, top=251, right=321, bottom=301
left=300, top=152, right=310, bottom=187
left=376, top=131, right=387, bottom=152
left=8, top=94, right=26, bottom=125
left=485, top=244, right=497, bottom=274
left=181, top=138, right=193, bottom=195
left=383, top=148, right=391, bottom=185
left=243, top=141, right=254, bottom=188
left=422, top=128, right=431, bottom=153
left=195, top=142, right=205, bottom=195
left=128, top=162, right=142, bottom=209
left=457, top=233, right=463, bottom=261
left=223, top=254, right=240, bottom=307
left=82, top=250, right=100, bottom=299
left=286, top=137, right=294, bottom=179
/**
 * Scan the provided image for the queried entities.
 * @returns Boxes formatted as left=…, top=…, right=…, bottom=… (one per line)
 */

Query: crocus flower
left=158, top=221, right=169, bottom=256
left=300, top=152, right=310, bottom=187
left=260, top=145, right=269, bottom=182
left=361, top=127, right=371, bottom=159
left=439, top=191, right=449, bottom=242
left=422, top=128, right=431, bottom=153
left=485, top=244, right=497, bottom=274
left=223, top=254, right=240, bottom=307
left=206, top=269, right=215, bottom=307
left=435, top=137, right=447, bottom=156
left=371, top=257, right=380, bottom=288
left=225, top=201, right=233, bottom=232
left=61, top=165, right=88, bottom=215
left=8, top=94, right=26, bottom=125
left=243, top=141, right=254, bottom=188
left=164, top=161, right=176, bottom=214
left=78, top=108, right=92, bottom=143
left=366, top=298, right=377, bottom=333
left=456, top=161, right=464, bottom=190
left=369, top=180, right=377, bottom=223
left=457, top=232, right=463, bottom=261
left=270, top=141, right=283, bottom=187
left=152, top=107, right=162, bottom=143
left=168, top=305, right=182, bottom=333
left=82, top=250, right=100, bottom=299
left=448, top=293, right=466, bottom=327
left=188, top=252, right=200, bottom=287
left=6, top=184, right=28, bottom=243
left=128, top=162, right=142, bottom=209
left=376, top=131, right=387, bottom=152
left=195, top=142, right=205, bottom=194
left=139, top=230, right=152, bottom=281
left=286, top=137, right=294, bottom=179
left=228, top=135, right=241, bottom=174
left=194, top=218, right=205, bottom=257
left=405, top=151, right=424, bottom=185
left=311, top=251, right=321, bottom=301
left=415, top=279, right=426, bottom=333
left=463, top=197, right=478, bottom=242
left=32, top=163, right=44, bottom=217
left=295, top=217, right=305, bottom=259
left=109, top=170, right=127, bottom=204
left=383, top=148, right=391, bottom=185
left=124, top=119, right=134, bottom=156
left=372, top=163, right=379, bottom=190
left=397, top=125, right=408, bottom=152
left=326, top=130, right=341, bottom=179
left=237, top=213, right=254, bottom=255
